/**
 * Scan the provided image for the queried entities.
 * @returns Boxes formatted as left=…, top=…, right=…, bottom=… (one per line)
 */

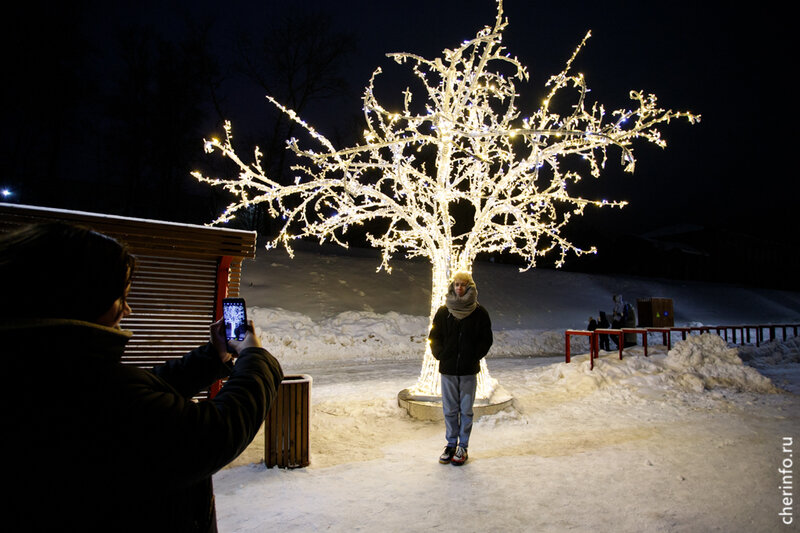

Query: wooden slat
left=0, top=203, right=256, bottom=260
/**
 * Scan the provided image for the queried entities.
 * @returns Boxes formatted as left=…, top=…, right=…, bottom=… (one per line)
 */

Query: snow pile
left=492, top=328, right=583, bottom=357
left=738, top=334, right=800, bottom=394
left=251, top=306, right=587, bottom=367
left=522, top=334, right=780, bottom=401
left=739, top=334, right=800, bottom=365
left=251, top=307, right=429, bottom=365
left=662, top=334, right=778, bottom=393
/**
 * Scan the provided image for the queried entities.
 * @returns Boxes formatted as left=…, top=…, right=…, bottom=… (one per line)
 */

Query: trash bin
left=264, top=374, right=312, bottom=468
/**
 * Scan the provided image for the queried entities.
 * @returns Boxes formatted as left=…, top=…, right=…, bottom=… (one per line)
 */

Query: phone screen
left=223, top=298, right=247, bottom=341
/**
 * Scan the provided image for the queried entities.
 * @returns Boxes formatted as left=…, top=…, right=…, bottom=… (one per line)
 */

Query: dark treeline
left=1, top=1, right=358, bottom=229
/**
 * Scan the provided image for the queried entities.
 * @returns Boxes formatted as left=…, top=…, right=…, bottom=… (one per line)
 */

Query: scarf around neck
left=445, top=285, right=478, bottom=320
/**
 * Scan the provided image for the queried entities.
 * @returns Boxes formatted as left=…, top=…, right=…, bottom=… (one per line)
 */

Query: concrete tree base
left=397, top=385, right=514, bottom=421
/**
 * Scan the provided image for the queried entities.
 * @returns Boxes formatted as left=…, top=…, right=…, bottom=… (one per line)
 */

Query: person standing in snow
left=610, top=294, right=638, bottom=348
left=610, top=294, right=626, bottom=348
left=1, top=222, right=283, bottom=532
left=597, top=311, right=611, bottom=351
left=611, top=294, right=625, bottom=328
left=428, top=271, right=493, bottom=466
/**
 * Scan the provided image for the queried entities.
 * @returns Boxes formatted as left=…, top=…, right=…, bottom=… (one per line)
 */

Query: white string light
left=193, top=0, right=699, bottom=398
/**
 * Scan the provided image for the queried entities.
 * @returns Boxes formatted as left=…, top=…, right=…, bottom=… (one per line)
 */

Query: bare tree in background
left=231, top=10, right=356, bottom=232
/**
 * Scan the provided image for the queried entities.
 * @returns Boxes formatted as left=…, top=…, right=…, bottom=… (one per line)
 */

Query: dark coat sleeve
left=110, top=346, right=283, bottom=491
left=151, top=342, right=233, bottom=398
left=473, top=306, right=493, bottom=361
left=428, top=306, right=449, bottom=360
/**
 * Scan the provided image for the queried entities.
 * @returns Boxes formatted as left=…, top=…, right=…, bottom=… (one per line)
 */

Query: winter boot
left=451, top=446, right=468, bottom=466
left=439, top=446, right=456, bottom=464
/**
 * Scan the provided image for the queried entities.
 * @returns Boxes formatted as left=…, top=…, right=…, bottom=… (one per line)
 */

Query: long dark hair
left=0, top=222, right=135, bottom=321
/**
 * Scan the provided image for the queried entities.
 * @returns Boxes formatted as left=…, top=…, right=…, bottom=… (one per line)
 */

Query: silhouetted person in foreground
left=1, top=222, right=283, bottom=532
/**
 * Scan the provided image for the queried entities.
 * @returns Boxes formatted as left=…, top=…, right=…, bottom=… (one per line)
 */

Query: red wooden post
left=622, top=328, right=648, bottom=356
left=672, top=327, right=690, bottom=341
left=209, top=256, right=233, bottom=399
left=565, top=330, right=594, bottom=367
left=594, top=329, right=623, bottom=360
left=214, top=256, right=233, bottom=320
left=647, top=327, right=671, bottom=350
left=565, top=332, right=571, bottom=364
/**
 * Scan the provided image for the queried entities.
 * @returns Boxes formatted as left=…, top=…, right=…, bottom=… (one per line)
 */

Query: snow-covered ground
left=214, top=243, right=800, bottom=532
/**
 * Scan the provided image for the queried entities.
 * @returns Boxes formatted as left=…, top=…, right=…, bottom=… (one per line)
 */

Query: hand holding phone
left=222, top=298, right=248, bottom=341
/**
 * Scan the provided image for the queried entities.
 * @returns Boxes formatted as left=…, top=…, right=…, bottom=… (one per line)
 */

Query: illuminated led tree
left=194, top=0, right=698, bottom=399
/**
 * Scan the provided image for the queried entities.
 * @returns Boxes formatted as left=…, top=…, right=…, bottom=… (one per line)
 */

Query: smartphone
left=222, top=297, right=248, bottom=341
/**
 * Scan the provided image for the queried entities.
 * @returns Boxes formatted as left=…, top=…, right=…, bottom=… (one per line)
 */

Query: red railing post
left=565, top=332, right=571, bottom=364
left=565, top=330, right=594, bottom=367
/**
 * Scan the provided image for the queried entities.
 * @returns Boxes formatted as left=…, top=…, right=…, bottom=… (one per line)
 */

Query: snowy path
left=215, top=343, right=800, bottom=532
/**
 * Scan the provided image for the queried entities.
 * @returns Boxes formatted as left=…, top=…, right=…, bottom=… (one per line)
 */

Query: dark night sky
left=2, top=1, right=796, bottom=251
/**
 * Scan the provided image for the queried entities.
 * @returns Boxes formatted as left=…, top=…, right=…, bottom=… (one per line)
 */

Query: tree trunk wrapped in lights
left=193, top=0, right=698, bottom=399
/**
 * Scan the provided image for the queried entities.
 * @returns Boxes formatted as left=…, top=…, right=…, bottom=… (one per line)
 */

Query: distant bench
left=566, top=323, right=800, bottom=370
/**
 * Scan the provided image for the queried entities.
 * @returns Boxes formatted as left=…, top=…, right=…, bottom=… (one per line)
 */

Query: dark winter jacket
left=3, top=318, right=283, bottom=533
left=429, top=304, right=493, bottom=376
